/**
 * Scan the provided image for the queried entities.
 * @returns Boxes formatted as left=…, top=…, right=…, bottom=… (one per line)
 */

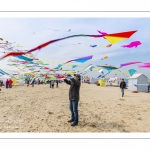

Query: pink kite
left=121, top=41, right=142, bottom=48
left=138, top=64, right=150, bottom=68
left=120, top=62, right=142, bottom=67
left=43, top=67, right=50, bottom=70
left=97, top=30, right=108, bottom=39
left=144, top=63, right=150, bottom=65
left=56, top=74, right=65, bottom=78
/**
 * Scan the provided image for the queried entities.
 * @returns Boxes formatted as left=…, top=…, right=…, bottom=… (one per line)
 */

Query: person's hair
left=122, top=79, right=124, bottom=80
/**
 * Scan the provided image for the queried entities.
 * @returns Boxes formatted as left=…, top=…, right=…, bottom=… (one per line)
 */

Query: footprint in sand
left=48, top=112, right=53, bottom=115
left=119, top=99, right=125, bottom=101
left=137, top=117, right=142, bottom=120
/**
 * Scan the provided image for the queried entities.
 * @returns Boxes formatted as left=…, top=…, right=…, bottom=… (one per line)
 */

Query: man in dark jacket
left=64, top=74, right=81, bottom=126
left=120, top=79, right=126, bottom=97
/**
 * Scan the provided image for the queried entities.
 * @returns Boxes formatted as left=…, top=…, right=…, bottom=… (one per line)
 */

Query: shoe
left=68, top=120, right=74, bottom=123
left=71, top=122, right=78, bottom=126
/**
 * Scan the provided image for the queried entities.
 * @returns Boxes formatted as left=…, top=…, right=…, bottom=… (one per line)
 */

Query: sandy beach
left=0, top=83, right=150, bottom=132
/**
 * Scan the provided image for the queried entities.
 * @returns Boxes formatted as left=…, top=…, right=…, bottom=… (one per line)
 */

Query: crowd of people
left=0, top=79, right=13, bottom=89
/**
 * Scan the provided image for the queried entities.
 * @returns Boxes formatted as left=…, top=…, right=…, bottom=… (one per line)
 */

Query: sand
left=0, top=83, right=150, bottom=132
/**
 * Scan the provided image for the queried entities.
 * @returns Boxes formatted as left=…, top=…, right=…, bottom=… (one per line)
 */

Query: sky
left=0, top=18, right=150, bottom=78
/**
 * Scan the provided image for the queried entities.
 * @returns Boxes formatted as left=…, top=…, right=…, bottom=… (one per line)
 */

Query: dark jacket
left=64, top=78, right=81, bottom=101
left=120, top=81, right=126, bottom=89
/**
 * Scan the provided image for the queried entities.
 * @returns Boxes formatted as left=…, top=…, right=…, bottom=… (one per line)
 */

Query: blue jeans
left=6, top=84, right=8, bottom=89
left=70, top=100, right=78, bottom=123
left=121, top=88, right=124, bottom=96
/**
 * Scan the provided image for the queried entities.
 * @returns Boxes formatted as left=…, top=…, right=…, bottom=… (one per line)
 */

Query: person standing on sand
left=56, top=80, right=59, bottom=88
left=6, top=79, right=9, bottom=89
left=49, top=80, right=52, bottom=88
left=51, top=80, right=55, bottom=89
left=120, top=78, right=126, bottom=97
left=9, top=79, right=13, bottom=88
left=0, top=80, right=3, bottom=87
left=64, top=74, right=81, bottom=126
left=31, top=78, right=35, bottom=87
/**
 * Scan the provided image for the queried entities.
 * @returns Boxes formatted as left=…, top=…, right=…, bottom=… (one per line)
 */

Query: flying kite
left=120, top=62, right=142, bottom=67
left=138, top=64, right=150, bottom=68
left=16, top=55, right=33, bottom=61
left=128, top=69, right=137, bottom=76
left=97, top=65, right=118, bottom=70
left=80, top=64, right=95, bottom=75
left=97, top=30, right=108, bottom=39
left=101, top=56, right=108, bottom=60
left=0, top=31, right=137, bottom=60
left=97, top=30, right=137, bottom=47
left=90, top=45, right=97, bottom=47
left=0, top=51, right=26, bottom=60
left=64, top=55, right=93, bottom=64
left=121, top=41, right=142, bottom=48
left=144, top=63, right=150, bottom=65
left=72, top=65, right=78, bottom=69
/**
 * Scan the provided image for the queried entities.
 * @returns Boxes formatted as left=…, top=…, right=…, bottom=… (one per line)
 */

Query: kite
left=0, top=51, right=26, bottom=60
left=98, top=30, right=137, bottom=45
left=121, top=41, right=142, bottom=48
left=27, top=34, right=104, bottom=54
left=0, top=31, right=137, bottom=60
left=28, top=31, right=137, bottom=53
left=97, top=30, right=108, bottom=39
left=80, top=64, right=95, bottom=75
left=98, top=44, right=112, bottom=48
left=106, top=44, right=112, bottom=47
left=144, top=63, right=150, bottom=65
left=16, top=55, right=33, bottom=61
left=138, top=64, right=150, bottom=68
left=91, top=44, right=112, bottom=48
left=97, top=30, right=108, bottom=36
left=97, top=65, right=118, bottom=70
left=90, top=45, right=97, bottom=47
left=101, top=56, right=108, bottom=60
left=64, top=55, right=93, bottom=64
left=58, top=64, right=63, bottom=68
left=128, top=69, right=137, bottom=76
left=56, top=74, right=65, bottom=79
left=120, top=62, right=142, bottom=67
left=72, top=65, right=78, bottom=69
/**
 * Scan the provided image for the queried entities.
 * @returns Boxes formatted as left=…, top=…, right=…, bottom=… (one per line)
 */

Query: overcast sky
left=0, top=18, right=150, bottom=78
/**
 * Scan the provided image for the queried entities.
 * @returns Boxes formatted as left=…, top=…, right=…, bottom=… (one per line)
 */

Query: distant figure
left=0, top=80, right=3, bottom=87
left=117, top=80, right=120, bottom=86
left=51, top=80, right=55, bottom=89
left=56, top=80, right=59, bottom=88
left=49, top=80, right=52, bottom=88
left=120, top=79, right=126, bottom=97
left=9, top=79, right=13, bottom=88
left=27, top=79, right=30, bottom=87
left=31, top=78, right=35, bottom=87
left=6, top=79, right=9, bottom=89
left=37, top=78, right=40, bottom=84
